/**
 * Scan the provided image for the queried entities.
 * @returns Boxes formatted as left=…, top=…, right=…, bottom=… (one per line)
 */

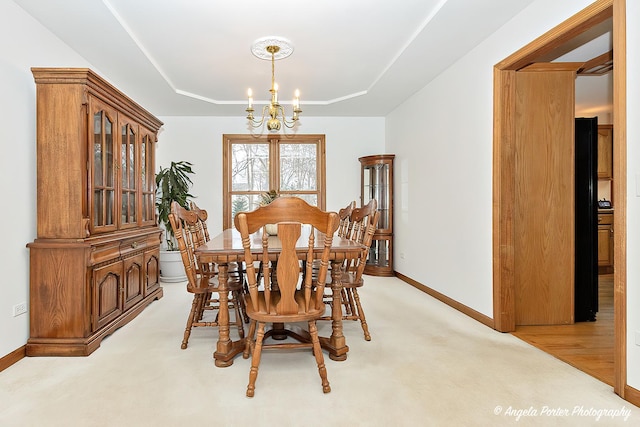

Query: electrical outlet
left=636, top=331, right=640, bottom=346
left=13, top=302, right=27, bottom=317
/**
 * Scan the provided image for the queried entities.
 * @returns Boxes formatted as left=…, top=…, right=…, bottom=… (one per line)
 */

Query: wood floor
left=511, top=274, right=614, bottom=386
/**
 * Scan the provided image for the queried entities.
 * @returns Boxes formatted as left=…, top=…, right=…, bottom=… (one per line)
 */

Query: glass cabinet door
left=362, top=162, right=391, bottom=234
left=140, top=131, right=156, bottom=226
left=91, top=100, right=118, bottom=234
left=368, top=235, right=392, bottom=270
left=120, top=121, right=137, bottom=228
left=89, top=100, right=158, bottom=232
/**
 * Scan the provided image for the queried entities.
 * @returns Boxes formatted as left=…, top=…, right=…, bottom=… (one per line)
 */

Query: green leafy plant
left=260, top=190, right=279, bottom=206
left=155, top=161, right=195, bottom=250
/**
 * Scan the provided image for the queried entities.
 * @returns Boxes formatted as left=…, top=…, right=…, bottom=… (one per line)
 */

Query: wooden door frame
left=492, top=0, right=627, bottom=397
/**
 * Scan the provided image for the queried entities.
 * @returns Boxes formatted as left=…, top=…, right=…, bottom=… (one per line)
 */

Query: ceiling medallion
left=250, top=36, right=294, bottom=61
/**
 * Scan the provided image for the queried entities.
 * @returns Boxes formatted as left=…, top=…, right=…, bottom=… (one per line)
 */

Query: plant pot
left=159, top=250, right=187, bottom=283
left=265, top=224, right=278, bottom=236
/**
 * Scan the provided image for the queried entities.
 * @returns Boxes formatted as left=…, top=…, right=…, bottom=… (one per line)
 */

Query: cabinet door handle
left=131, top=242, right=138, bottom=249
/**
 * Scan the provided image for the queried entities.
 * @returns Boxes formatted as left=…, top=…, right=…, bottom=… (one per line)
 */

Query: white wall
left=156, top=116, right=384, bottom=235
left=0, top=0, right=94, bottom=358
left=386, top=0, right=640, bottom=391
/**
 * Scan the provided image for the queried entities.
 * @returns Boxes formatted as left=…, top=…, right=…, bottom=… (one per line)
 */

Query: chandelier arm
left=248, top=105, right=271, bottom=128
left=276, top=105, right=297, bottom=129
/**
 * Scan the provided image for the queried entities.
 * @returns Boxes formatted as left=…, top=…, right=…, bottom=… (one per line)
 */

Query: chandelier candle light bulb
left=245, top=36, right=302, bottom=133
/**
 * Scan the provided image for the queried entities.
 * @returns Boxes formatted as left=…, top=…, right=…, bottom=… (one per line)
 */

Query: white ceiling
left=15, top=0, right=611, bottom=117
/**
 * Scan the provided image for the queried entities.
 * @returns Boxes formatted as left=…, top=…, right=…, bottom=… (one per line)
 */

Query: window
left=223, top=134, right=326, bottom=229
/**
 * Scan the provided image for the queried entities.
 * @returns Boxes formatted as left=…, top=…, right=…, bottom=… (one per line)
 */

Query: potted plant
left=260, top=189, right=279, bottom=206
left=156, top=161, right=195, bottom=282
left=260, top=190, right=280, bottom=235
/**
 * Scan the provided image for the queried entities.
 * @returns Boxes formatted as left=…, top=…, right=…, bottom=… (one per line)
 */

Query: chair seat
left=338, top=271, right=364, bottom=288
left=244, top=291, right=325, bottom=323
left=186, top=273, right=243, bottom=294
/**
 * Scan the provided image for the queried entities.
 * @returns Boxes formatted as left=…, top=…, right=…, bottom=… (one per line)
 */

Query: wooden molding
left=579, top=50, right=614, bottom=75
left=612, top=0, right=627, bottom=399
left=519, top=62, right=584, bottom=72
left=623, top=385, right=640, bottom=408
left=0, top=346, right=25, bottom=372
left=492, top=67, right=516, bottom=332
left=395, top=272, right=494, bottom=329
left=495, top=0, right=613, bottom=71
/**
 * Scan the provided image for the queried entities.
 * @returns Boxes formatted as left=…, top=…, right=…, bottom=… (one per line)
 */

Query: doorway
left=492, top=0, right=627, bottom=396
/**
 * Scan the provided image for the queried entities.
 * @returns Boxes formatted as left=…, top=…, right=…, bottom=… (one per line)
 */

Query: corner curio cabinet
left=360, top=154, right=395, bottom=276
left=27, top=68, right=164, bottom=356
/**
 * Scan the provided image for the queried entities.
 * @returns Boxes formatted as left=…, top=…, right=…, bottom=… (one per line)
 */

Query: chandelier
left=245, top=37, right=301, bottom=132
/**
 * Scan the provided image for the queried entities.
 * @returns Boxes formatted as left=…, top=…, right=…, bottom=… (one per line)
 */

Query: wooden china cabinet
left=597, top=124, right=614, bottom=273
left=27, top=68, right=164, bottom=356
left=597, top=124, right=613, bottom=179
left=360, top=154, right=395, bottom=276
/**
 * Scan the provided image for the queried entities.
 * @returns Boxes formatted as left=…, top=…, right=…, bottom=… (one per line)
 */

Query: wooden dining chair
left=234, top=197, right=339, bottom=397
left=312, top=200, right=355, bottom=310
left=191, top=201, right=247, bottom=300
left=191, top=201, right=248, bottom=322
left=189, top=201, right=211, bottom=243
left=337, top=200, right=356, bottom=238
left=329, top=198, right=379, bottom=341
left=312, top=200, right=355, bottom=289
left=169, top=202, right=245, bottom=349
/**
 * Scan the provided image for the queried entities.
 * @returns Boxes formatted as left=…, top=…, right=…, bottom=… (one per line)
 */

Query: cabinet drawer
left=598, top=213, right=613, bottom=225
left=120, top=237, right=148, bottom=257
left=90, top=242, right=121, bottom=265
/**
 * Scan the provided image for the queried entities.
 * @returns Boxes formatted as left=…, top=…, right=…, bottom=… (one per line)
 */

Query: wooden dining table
left=195, top=227, right=366, bottom=367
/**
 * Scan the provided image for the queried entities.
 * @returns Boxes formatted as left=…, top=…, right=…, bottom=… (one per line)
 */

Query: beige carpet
left=0, top=276, right=637, bottom=426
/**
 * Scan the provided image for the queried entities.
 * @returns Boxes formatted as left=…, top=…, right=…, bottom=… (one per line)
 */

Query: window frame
left=222, top=134, right=326, bottom=229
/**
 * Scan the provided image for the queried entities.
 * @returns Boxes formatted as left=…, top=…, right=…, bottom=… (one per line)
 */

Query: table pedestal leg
left=268, top=261, right=287, bottom=340
left=270, top=322, right=288, bottom=340
left=322, top=260, right=349, bottom=361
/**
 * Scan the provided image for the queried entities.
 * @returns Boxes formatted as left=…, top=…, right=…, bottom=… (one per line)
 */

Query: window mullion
left=270, top=136, right=280, bottom=192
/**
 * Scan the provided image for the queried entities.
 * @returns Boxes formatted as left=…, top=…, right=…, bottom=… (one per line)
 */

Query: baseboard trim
left=624, top=385, right=640, bottom=408
left=0, top=345, right=26, bottom=372
left=394, top=271, right=640, bottom=409
left=395, top=271, right=495, bottom=329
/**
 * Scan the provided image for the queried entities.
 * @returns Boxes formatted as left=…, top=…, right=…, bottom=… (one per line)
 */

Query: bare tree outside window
left=280, top=144, right=317, bottom=190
